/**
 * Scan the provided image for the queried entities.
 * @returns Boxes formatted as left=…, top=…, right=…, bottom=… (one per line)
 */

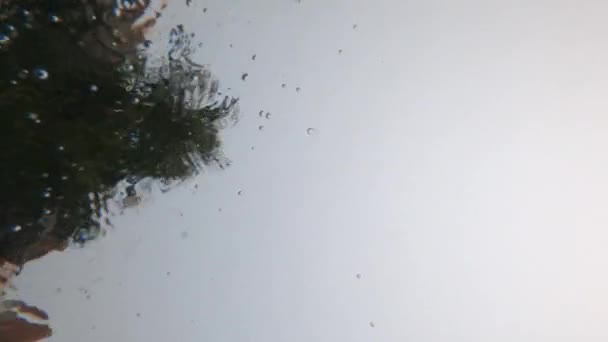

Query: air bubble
left=241, top=73, right=249, bottom=81
left=306, top=127, right=317, bottom=136
left=33, top=68, right=49, bottom=80
left=18, top=69, right=29, bottom=79
left=26, top=112, right=40, bottom=123
left=49, top=14, right=62, bottom=23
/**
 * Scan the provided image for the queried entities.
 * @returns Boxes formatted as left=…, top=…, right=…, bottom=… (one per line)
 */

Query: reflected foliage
left=0, top=0, right=236, bottom=264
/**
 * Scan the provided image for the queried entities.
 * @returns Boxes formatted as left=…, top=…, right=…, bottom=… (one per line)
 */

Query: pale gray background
left=13, top=0, right=608, bottom=341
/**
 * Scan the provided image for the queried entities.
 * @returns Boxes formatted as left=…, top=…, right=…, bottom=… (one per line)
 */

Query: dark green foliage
left=0, top=0, right=236, bottom=264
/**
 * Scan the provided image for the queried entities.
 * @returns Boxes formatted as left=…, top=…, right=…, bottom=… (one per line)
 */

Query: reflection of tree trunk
left=0, top=262, right=53, bottom=342
left=0, top=311, right=52, bottom=342
left=0, top=260, right=18, bottom=294
left=81, top=0, right=162, bottom=65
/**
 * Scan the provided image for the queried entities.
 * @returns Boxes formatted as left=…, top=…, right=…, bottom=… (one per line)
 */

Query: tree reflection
left=0, top=0, right=236, bottom=266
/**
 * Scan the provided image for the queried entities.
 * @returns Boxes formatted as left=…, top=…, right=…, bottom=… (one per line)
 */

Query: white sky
left=13, top=0, right=608, bottom=341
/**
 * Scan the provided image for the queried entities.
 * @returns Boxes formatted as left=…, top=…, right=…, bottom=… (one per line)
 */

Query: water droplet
left=252, top=54, right=257, bottom=60
left=370, top=322, right=375, bottom=328
left=33, top=68, right=49, bottom=80
left=258, top=110, right=264, bottom=117
left=356, top=273, right=361, bottom=279
left=296, top=87, right=301, bottom=93
left=18, top=69, right=29, bottom=79
left=49, top=14, right=62, bottom=23
left=43, top=209, right=52, bottom=215
left=0, top=34, right=10, bottom=44
left=306, top=127, right=317, bottom=136
left=237, top=190, right=243, bottom=196
left=131, top=97, right=140, bottom=105
left=42, top=191, right=51, bottom=198
left=10, top=80, right=17, bottom=85
left=61, top=175, right=69, bottom=181
left=75, top=229, right=89, bottom=242
left=281, top=83, right=286, bottom=88
left=58, top=145, right=65, bottom=151
left=91, top=15, right=97, bottom=20
left=41, top=172, right=49, bottom=178
left=258, top=125, right=264, bottom=131
left=241, top=73, right=249, bottom=81
left=338, top=49, right=343, bottom=54
left=265, top=112, right=272, bottom=119
left=10, top=224, right=22, bottom=232
left=90, top=84, right=99, bottom=92
left=353, top=24, right=358, bottom=29
left=26, top=112, right=40, bottom=122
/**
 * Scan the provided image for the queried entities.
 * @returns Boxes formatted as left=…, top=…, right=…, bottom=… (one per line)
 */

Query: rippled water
left=4, top=1, right=608, bottom=342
